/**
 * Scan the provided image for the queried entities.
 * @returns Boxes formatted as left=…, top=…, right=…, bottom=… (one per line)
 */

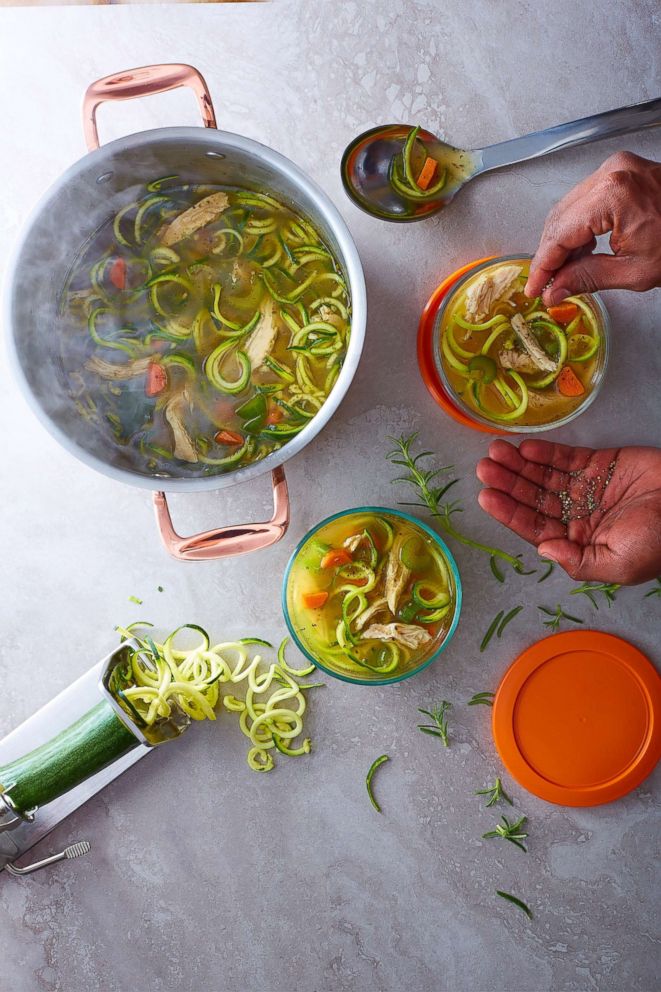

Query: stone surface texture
left=0, top=2, right=659, bottom=990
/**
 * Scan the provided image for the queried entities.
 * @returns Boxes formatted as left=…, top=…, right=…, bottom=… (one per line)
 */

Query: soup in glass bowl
left=283, top=507, right=461, bottom=685
left=435, top=256, right=609, bottom=432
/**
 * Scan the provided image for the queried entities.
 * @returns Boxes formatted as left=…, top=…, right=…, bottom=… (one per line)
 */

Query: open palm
left=476, top=439, right=661, bottom=585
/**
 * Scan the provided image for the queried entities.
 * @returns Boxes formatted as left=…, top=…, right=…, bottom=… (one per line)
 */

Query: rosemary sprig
left=537, top=561, right=555, bottom=583
left=483, top=814, right=528, bottom=852
left=468, top=691, right=495, bottom=707
left=644, top=578, right=661, bottom=599
left=475, top=777, right=513, bottom=807
left=538, top=604, right=584, bottom=632
left=418, top=701, right=451, bottom=747
left=386, top=434, right=530, bottom=573
left=496, top=890, right=533, bottom=919
left=570, top=582, right=620, bottom=609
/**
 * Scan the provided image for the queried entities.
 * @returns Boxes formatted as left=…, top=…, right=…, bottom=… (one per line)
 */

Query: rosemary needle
left=490, top=556, right=505, bottom=583
left=496, top=890, right=533, bottom=919
left=644, top=578, right=661, bottom=599
left=480, top=611, right=504, bottom=652
left=537, top=561, right=555, bottom=583
left=468, top=691, right=495, bottom=707
left=497, top=605, right=523, bottom=637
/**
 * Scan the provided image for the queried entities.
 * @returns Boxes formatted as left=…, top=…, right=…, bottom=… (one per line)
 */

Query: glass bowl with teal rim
left=282, top=506, right=462, bottom=686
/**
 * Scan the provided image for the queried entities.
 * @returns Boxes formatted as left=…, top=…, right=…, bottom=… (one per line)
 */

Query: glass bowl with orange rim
left=424, top=255, right=610, bottom=433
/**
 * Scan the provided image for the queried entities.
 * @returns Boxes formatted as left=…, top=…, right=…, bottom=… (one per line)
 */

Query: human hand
left=525, top=152, right=661, bottom=306
left=476, top=439, right=661, bottom=585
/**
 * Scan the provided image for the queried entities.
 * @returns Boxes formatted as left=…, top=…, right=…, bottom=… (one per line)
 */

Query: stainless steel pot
left=4, top=64, right=366, bottom=560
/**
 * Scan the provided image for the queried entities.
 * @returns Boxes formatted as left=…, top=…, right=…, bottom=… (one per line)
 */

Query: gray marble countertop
left=0, top=2, right=659, bottom=990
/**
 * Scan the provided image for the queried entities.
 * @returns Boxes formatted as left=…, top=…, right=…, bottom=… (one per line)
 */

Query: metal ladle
left=340, top=98, right=661, bottom=222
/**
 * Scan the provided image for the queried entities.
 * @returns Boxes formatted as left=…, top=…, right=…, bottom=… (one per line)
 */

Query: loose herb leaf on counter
left=128, top=595, right=143, bottom=605
left=538, top=604, right=584, bottom=632
left=570, top=582, right=620, bottom=609
left=480, top=611, right=504, bottom=652
left=386, top=434, right=532, bottom=574
left=475, top=777, right=513, bottom=807
left=483, top=814, right=528, bottom=852
left=496, top=890, right=533, bottom=919
left=644, top=578, right=661, bottom=599
left=468, top=691, right=495, bottom=707
left=497, top=605, right=523, bottom=637
left=418, top=701, right=451, bottom=747
left=537, top=561, right=555, bottom=583
left=490, top=556, right=505, bottom=582
left=366, top=754, right=390, bottom=813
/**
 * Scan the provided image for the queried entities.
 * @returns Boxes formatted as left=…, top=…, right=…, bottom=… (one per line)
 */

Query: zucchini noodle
left=113, top=624, right=322, bottom=772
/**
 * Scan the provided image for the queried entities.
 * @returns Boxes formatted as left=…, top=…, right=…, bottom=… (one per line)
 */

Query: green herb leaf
left=496, top=890, right=533, bottom=919
left=497, top=605, right=523, bottom=637
left=468, top=691, right=495, bottom=707
left=129, top=595, right=143, bottom=605
left=366, top=754, right=390, bottom=813
left=644, top=578, right=661, bottom=598
left=490, top=556, right=505, bottom=583
left=480, top=611, right=504, bottom=652
left=417, top=701, right=451, bottom=747
left=537, top=561, right=555, bottom=583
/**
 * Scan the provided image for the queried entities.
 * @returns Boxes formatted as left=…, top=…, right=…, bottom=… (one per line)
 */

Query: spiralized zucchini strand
left=115, top=624, right=322, bottom=771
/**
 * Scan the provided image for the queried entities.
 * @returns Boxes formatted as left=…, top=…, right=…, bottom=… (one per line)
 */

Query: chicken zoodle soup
left=285, top=510, right=459, bottom=683
left=57, top=180, right=351, bottom=476
left=439, top=259, right=605, bottom=428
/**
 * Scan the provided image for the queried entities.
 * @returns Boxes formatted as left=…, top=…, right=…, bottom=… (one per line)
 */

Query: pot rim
left=4, top=125, right=367, bottom=493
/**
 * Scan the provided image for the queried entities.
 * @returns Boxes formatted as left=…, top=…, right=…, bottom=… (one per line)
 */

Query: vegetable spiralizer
left=0, top=641, right=185, bottom=878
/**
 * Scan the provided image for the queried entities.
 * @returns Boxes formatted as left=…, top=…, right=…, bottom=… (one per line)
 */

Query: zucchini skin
left=0, top=701, right=138, bottom=814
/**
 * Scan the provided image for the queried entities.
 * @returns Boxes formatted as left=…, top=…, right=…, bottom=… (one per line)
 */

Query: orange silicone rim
left=417, top=257, right=500, bottom=434
left=492, top=630, right=661, bottom=807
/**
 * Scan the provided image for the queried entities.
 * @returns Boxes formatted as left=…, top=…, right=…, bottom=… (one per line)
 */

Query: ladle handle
left=153, top=467, right=290, bottom=561
left=82, top=63, right=217, bottom=151
left=476, top=97, right=661, bottom=173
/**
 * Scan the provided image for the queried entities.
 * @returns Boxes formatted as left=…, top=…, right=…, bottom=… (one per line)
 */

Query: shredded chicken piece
left=164, top=390, right=198, bottom=463
left=84, top=355, right=154, bottom=380
left=244, top=298, right=278, bottom=368
left=498, top=348, right=538, bottom=374
left=464, top=265, right=522, bottom=324
left=511, top=313, right=557, bottom=373
left=161, top=192, right=229, bottom=247
left=354, top=597, right=388, bottom=632
left=361, top=623, right=432, bottom=649
left=344, top=533, right=364, bottom=553
left=527, top=389, right=558, bottom=410
left=384, top=536, right=410, bottom=613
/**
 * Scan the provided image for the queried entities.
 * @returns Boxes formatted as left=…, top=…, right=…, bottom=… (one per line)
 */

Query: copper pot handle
left=152, top=467, right=290, bottom=561
left=82, top=63, right=217, bottom=151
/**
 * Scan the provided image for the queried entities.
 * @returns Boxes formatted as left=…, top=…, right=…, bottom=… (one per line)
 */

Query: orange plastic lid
left=417, top=257, right=500, bottom=434
left=493, top=630, right=661, bottom=806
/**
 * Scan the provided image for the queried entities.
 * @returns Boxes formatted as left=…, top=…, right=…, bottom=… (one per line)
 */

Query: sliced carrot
left=547, top=303, right=579, bottom=325
left=557, top=366, right=585, bottom=397
left=145, top=362, right=168, bottom=397
left=320, top=548, right=352, bottom=569
left=302, top=590, right=329, bottom=610
left=266, top=406, right=284, bottom=425
left=214, top=429, right=244, bottom=445
left=109, top=257, right=127, bottom=291
left=416, top=155, right=438, bottom=190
